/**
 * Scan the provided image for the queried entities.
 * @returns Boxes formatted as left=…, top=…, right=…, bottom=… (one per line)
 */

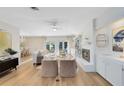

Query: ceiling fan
left=45, top=19, right=63, bottom=31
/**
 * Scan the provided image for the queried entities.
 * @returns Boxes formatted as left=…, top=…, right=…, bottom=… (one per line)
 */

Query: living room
left=1, top=7, right=124, bottom=86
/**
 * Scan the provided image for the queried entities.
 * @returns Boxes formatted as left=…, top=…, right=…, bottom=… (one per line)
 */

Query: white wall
left=0, top=20, right=20, bottom=63
left=22, top=36, right=75, bottom=56
left=76, top=19, right=96, bottom=72
left=23, top=36, right=46, bottom=53
left=95, top=8, right=124, bottom=66
left=96, top=25, right=113, bottom=54
left=96, top=8, right=124, bottom=29
left=76, top=8, right=124, bottom=72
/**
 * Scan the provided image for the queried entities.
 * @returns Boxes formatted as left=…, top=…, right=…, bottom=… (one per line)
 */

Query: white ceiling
left=0, top=7, right=112, bottom=36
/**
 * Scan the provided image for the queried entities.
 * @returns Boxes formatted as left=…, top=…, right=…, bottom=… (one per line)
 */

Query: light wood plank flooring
left=0, top=61, right=111, bottom=86
left=21, top=56, right=31, bottom=63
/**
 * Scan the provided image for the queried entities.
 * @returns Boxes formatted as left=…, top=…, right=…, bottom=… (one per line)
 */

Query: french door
left=59, top=42, right=68, bottom=54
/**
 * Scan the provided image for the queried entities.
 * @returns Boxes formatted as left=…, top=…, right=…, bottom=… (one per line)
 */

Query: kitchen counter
left=99, top=55, right=124, bottom=64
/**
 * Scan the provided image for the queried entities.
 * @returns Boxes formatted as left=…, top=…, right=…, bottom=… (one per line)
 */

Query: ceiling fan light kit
left=53, top=28, right=57, bottom=31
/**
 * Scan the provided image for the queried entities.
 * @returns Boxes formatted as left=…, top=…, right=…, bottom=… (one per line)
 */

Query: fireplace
left=82, top=48, right=90, bottom=62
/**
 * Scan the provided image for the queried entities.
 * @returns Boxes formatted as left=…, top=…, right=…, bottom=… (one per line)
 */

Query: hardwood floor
left=0, top=61, right=111, bottom=86
left=21, top=56, right=31, bottom=62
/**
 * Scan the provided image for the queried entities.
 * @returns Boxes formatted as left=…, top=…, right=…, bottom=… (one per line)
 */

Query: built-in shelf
left=96, top=34, right=108, bottom=47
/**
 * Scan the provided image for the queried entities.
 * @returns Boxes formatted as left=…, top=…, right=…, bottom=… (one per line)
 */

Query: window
left=59, top=42, right=63, bottom=50
left=64, top=42, right=67, bottom=49
left=46, top=42, right=55, bottom=53
left=59, top=41, right=68, bottom=53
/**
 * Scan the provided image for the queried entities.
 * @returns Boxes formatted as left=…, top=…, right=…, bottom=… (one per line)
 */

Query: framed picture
left=112, top=26, right=124, bottom=52
left=75, top=36, right=82, bottom=57
left=0, top=31, right=12, bottom=56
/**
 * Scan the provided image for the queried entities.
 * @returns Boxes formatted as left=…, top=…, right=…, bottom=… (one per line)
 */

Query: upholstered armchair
left=41, top=60, right=58, bottom=77
left=60, top=60, right=77, bottom=77
left=32, top=51, right=43, bottom=65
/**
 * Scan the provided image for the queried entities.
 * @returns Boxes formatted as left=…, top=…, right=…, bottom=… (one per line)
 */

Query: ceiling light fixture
left=45, top=19, right=62, bottom=32
left=53, top=28, right=57, bottom=31
left=51, top=21, right=57, bottom=31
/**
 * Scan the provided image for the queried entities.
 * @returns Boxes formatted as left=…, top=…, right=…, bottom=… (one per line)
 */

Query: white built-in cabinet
left=96, top=57, right=106, bottom=78
left=96, top=55, right=124, bottom=86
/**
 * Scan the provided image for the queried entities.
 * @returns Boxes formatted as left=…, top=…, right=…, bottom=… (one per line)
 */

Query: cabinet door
left=106, top=59, right=122, bottom=86
left=96, top=57, right=106, bottom=78
left=122, top=65, right=124, bottom=85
